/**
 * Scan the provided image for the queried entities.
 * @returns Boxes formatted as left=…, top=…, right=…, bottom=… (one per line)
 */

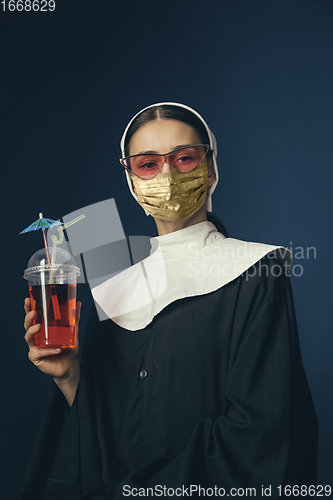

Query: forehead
left=129, top=119, right=201, bottom=155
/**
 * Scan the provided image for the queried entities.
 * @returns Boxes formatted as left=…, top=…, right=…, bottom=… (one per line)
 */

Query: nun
left=22, top=103, right=318, bottom=499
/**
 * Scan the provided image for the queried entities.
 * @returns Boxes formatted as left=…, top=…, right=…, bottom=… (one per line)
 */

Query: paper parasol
left=20, top=213, right=65, bottom=264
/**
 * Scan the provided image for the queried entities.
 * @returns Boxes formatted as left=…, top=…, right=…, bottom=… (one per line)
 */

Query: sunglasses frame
left=119, top=144, right=211, bottom=179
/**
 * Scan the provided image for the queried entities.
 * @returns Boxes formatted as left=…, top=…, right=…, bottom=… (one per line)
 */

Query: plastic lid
left=23, top=247, right=81, bottom=278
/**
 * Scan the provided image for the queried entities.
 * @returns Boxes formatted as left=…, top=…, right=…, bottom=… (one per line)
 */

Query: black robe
left=20, top=257, right=318, bottom=499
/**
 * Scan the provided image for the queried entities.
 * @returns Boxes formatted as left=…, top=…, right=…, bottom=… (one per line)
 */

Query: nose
left=161, top=161, right=172, bottom=174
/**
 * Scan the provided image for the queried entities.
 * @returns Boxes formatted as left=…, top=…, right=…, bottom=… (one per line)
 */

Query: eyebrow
left=135, top=144, right=199, bottom=156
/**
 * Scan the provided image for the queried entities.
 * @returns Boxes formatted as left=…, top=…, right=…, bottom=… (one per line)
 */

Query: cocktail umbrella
left=20, top=213, right=65, bottom=328
left=20, top=213, right=64, bottom=264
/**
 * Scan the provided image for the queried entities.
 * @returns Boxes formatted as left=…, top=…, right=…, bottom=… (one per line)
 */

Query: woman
left=22, top=103, right=318, bottom=499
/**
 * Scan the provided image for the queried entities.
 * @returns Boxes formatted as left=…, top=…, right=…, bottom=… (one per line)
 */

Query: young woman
left=22, top=103, right=318, bottom=499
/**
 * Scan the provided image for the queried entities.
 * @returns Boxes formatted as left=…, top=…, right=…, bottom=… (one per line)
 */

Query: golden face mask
left=131, top=162, right=209, bottom=221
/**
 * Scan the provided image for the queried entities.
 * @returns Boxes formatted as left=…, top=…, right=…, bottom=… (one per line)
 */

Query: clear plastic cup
left=23, top=247, right=81, bottom=348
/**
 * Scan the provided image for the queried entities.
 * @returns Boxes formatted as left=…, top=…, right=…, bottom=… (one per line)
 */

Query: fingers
left=28, top=346, right=61, bottom=363
left=24, top=295, right=40, bottom=348
left=24, top=298, right=41, bottom=352
left=24, top=322, right=41, bottom=349
left=24, top=298, right=39, bottom=348
left=24, top=297, right=37, bottom=334
left=24, top=297, right=31, bottom=314
left=24, top=308, right=37, bottom=332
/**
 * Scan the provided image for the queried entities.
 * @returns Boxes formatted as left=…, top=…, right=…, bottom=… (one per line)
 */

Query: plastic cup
left=23, top=247, right=81, bottom=348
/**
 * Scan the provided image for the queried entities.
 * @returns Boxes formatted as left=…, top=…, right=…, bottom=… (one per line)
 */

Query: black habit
left=20, top=257, right=318, bottom=499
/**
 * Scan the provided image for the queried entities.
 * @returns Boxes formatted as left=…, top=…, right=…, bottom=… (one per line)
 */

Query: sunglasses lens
left=169, top=147, right=206, bottom=173
left=128, top=155, right=163, bottom=179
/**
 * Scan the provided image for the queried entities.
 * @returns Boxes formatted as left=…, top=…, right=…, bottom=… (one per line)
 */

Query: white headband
left=120, top=102, right=219, bottom=213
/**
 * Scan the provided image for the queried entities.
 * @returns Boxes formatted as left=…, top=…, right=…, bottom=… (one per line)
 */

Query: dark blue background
left=1, top=1, right=332, bottom=498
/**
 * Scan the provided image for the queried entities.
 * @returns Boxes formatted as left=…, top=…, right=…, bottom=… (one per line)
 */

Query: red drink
left=29, top=283, right=77, bottom=348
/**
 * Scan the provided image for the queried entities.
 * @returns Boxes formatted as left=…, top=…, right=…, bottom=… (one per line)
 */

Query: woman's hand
left=24, top=298, right=81, bottom=405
